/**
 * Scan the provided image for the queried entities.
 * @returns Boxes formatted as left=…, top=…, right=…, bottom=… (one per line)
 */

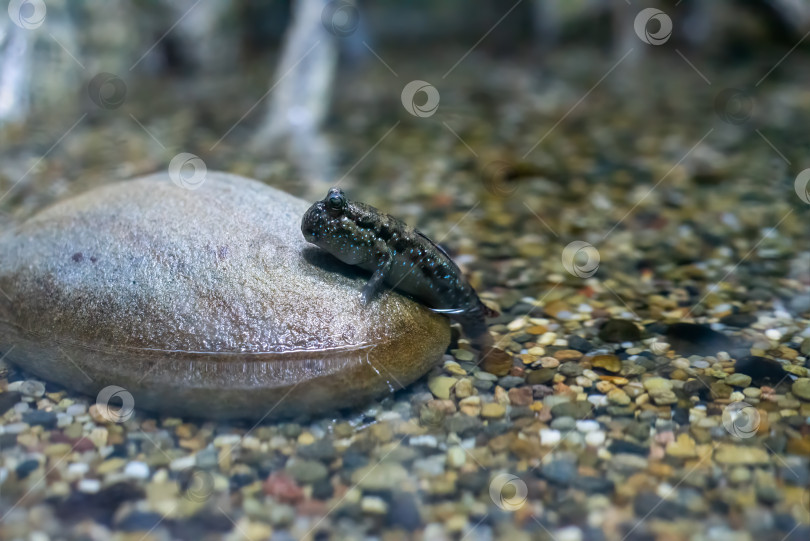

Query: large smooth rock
left=0, top=172, right=449, bottom=419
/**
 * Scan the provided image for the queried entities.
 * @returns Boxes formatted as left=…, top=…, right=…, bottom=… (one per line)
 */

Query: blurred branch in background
left=251, top=0, right=345, bottom=185
left=1, top=0, right=810, bottom=185
left=0, top=22, right=31, bottom=125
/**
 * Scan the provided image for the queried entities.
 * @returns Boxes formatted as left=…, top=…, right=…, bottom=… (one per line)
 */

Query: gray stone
left=0, top=172, right=449, bottom=419
left=285, top=458, right=329, bottom=484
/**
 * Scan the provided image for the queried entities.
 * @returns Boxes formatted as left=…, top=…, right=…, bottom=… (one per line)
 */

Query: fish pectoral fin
left=361, top=254, right=392, bottom=306
left=429, top=307, right=469, bottom=315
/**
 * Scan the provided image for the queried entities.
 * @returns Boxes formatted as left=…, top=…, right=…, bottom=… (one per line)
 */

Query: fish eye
left=328, top=193, right=344, bottom=210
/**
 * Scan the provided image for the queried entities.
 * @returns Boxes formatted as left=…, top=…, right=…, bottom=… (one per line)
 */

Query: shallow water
left=1, top=9, right=810, bottom=541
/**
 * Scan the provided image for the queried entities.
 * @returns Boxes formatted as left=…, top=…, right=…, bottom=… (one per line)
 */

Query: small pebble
left=540, top=428, right=561, bottom=446
left=124, top=461, right=150, bottom=480
left=77, top=478, right=101, bottom=493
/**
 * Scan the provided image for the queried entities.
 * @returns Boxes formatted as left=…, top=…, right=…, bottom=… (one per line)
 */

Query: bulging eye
left=328, top=194, right=344, bottom=209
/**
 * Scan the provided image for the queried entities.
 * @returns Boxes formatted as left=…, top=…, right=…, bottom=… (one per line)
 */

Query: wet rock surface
left=0, top=172, right=450, bottom=419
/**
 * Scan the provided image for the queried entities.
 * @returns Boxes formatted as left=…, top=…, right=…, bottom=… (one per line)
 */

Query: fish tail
left=456, top=304, right=494, bottom=350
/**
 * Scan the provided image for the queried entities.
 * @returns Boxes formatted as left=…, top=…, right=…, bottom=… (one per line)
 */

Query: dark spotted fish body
left=301, top=188, right=497, bottom=347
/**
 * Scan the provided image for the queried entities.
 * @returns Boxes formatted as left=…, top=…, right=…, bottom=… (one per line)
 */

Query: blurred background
left=1, top=1, right=810, bottom=539
left=2, top=0, right=808, bottom=300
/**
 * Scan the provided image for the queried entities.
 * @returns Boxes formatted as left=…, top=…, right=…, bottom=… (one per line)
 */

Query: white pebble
left=66, top=404, right=87, bottom=416
left=539, top=332, right=557, bottom=346
left=765, top=329, right=782, bottom=341
left=67, top=462, right=89, bottom=477
left=585, top=431, right=606, bottom=447
left=556, top=526, right=583, bottom=541
left=409, top=435, right=439, bottom=447
left=3, top=423, right=28, bottom=434
left=124, top=461, right=150, bottom=480
left=169, top=455, right=196, bottom=472
left=540, top=428, right=561, bottom=446
left=77, top=478, right=101, bottom=493
left=582, top=369, right=599, bottom=381
left=507, top=317, right=528, bottom=331
left=18, top=380, right=45, bottom=398
left=446, top=446, right=466, bottom=469
left=576, top=420, right=600, bottom=433
left=212, top=434, right=242, bottom=447
left=587, top=395, right=608, bottom=407
left=361, top=495, right=388, bottom=514
left=13, top=402, right=29, bottom=414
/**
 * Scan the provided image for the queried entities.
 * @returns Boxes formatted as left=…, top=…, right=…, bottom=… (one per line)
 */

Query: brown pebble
left=554, top=349, right=584, bottom=362
left=508, top=387, right=533, bottom=407
left=518, top=353, right=540, bottom=365
left=427, top=399, right=457, bottom=415
left=591, top=354, right=621, bottom=373
left=509, top=366, right=526, bottom=377
left=480, top=348, right=513, bottom=376
left=481, top=403, right=506, bottom=418
left=544, top=300, right=572, bottom=318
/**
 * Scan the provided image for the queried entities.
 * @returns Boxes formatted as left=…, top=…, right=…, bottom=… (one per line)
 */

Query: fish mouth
left=300, top=204, right=323, bottom=242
